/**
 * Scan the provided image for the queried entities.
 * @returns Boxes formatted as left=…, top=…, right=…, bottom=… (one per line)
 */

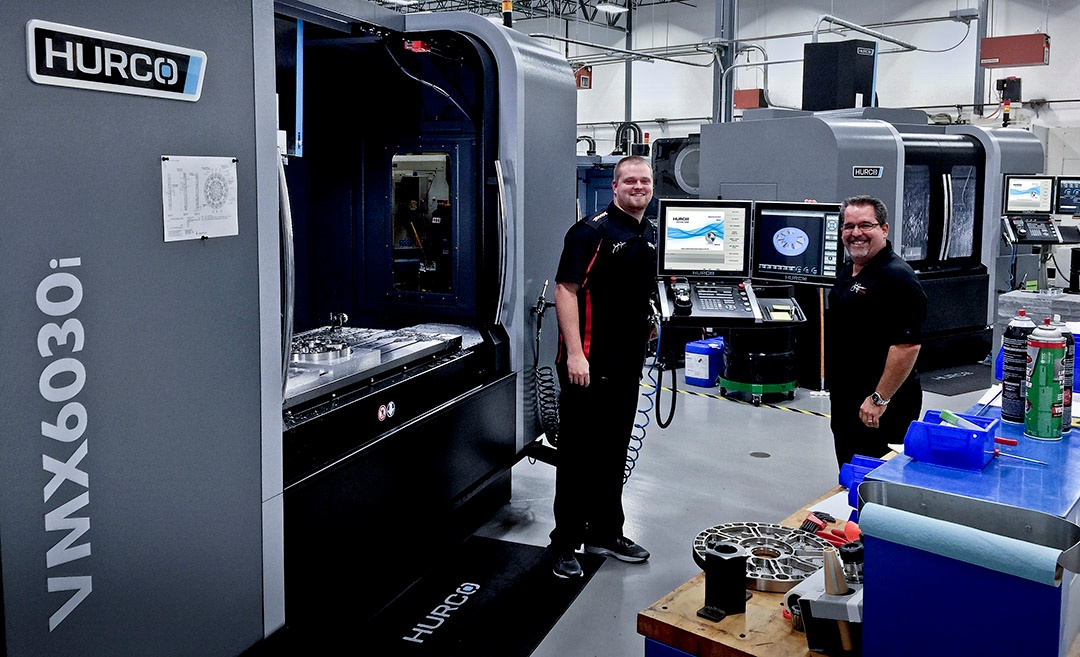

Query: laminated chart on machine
left=160, top=155, right=239, bottom=242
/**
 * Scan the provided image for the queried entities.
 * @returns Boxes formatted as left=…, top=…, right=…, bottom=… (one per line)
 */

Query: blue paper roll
left=859, top=502, right=1063, bottom=586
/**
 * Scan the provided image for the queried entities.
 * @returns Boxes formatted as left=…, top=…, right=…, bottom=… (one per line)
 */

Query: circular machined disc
left=692, top=522, right=832, bottom=592
left=290, top=336, right=352, bottom=363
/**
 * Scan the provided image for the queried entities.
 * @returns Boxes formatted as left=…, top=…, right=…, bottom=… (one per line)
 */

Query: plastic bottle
left=1052, top=314, right=1074, bottom=433
left=1001, top=309, right=1036, bottom=423
left=1025, top=317, right=1065, bottom=441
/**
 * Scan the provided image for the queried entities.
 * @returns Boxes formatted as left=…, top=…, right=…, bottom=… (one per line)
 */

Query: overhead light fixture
left=382, top=0, right=419, bottom=5
left=595, top=1, right=629, bottom=14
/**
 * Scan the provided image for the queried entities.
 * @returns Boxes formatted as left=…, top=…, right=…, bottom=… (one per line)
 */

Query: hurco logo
left=402, top=582, right=481, bottom=644
left=26, top=20, right=206, bottom=101
left=852, top=166, right=884, bottom=178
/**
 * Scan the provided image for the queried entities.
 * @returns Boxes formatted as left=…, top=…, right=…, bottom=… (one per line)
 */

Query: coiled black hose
left=533, top=282, right=560, bottom=446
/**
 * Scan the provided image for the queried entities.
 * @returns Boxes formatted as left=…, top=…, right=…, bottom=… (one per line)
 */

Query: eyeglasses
left=840, top=221, right=882, bottom=233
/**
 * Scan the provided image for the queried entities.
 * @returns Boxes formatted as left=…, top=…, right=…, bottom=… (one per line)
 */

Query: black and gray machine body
left=698, top=107, right=1044, bottom=370
left=1, top=2, right=278, bottom=655
left=276, top=8, right=575, bottom=632
left=652, top=133, right=701, bottom=199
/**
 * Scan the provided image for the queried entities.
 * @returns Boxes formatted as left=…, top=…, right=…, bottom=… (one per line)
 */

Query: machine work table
left=637, top=488, right=844, bottom=657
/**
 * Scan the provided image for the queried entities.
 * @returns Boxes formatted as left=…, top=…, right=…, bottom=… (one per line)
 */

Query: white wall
left=520, top=1, right=1080, bottom=157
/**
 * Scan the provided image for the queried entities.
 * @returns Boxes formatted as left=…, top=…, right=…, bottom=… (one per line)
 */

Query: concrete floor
left=474, top=366, right=987, bottom=657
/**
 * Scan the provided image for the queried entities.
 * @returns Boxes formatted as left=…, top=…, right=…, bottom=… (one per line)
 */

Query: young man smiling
left=825, top=195, right=927, bottom=468
left=549, top=156, right=656, bottom=578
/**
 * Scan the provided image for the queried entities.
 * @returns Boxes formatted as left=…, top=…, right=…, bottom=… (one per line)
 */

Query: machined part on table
left=693, top=522, right=832, bottom=592
left=290, top=332, right=352, bottom=363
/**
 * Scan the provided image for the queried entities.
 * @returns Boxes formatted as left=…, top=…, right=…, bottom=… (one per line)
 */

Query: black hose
left=532, top=283, right=560, bottom=446
left=655, top=359, right=678, bottom=429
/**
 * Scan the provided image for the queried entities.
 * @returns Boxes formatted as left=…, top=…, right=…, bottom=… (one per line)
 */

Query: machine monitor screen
left=657, top=198, right=752, bottom=278
left=750, top=201, right=843, bottom=287
left=1003, top=175, right=1055, bottom=214
left=1055, top=177, right=1080, bottom=215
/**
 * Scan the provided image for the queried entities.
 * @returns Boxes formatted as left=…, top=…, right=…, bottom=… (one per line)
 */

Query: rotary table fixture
left=693, top=522, right=832, bottom=592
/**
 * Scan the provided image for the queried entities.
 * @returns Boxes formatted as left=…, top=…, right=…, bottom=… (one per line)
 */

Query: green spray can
left=1025, top=317, right=1065, bottom=441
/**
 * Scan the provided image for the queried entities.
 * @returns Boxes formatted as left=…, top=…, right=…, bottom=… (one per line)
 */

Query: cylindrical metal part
left=838, top=540, right=864, bottom=584
left=703, top=542, right=749, bottom=615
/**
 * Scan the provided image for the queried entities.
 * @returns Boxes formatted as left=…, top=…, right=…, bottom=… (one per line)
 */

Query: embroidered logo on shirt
left=612, top=241, right=628, bottom=253
left=850, top=282, right=868, bottom=294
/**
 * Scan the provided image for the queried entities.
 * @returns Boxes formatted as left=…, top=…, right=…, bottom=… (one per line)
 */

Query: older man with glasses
left=825, top=194, right=928, bottom=468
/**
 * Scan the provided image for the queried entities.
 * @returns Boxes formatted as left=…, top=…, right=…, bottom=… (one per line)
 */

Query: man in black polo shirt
left=549, top=155, right=657, bottom=578
left=826, top=195, right=927, bottom=468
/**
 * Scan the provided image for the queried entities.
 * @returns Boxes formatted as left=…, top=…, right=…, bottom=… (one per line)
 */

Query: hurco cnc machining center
left=0, top=1, right=574, bottom=655
left=698, top=107, right=1044, bottom=373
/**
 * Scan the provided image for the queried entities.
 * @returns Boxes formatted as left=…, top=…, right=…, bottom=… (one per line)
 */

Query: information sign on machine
left=160, top=155, right=239, bottom=242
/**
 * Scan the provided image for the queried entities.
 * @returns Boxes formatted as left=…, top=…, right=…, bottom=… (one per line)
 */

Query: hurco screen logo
left=26, top=20, right=206, bottom=101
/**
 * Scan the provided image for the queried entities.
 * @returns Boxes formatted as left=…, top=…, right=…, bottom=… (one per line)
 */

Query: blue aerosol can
left=1002, top=309, right=1036, bottom=423
left=1025, top=317, right=1065, bottom=441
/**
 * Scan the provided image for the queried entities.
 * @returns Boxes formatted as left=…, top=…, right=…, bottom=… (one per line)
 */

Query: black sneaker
left=585, top=536, right=650, bottom=563
left=552, top=552, right=583, bottom=579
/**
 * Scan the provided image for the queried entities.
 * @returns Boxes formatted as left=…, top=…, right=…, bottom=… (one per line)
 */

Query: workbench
left=864, top=407, right=1080, bottom=657
left=637, top=488, right=843, bottom=657
left=635, top=456, right=1080, bottom=657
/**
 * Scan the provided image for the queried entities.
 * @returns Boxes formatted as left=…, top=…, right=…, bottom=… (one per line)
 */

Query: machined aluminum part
left=290, top=333, right=352, bottom=363
left=693, top=522, right=832, bottom=593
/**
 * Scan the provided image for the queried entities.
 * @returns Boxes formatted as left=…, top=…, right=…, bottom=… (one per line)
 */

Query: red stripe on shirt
left=581, top=241, right=603, bottom=288
left=579, top=241, right=603, bottom=358
left=582, top=289, right=593, bottom=359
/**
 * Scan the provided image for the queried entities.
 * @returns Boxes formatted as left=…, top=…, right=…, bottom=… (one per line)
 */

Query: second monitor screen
left=752, top=202, right=842, bottom=286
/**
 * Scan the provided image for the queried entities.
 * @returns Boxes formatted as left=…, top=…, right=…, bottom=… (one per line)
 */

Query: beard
left=845, top=238, right=872, bottom=261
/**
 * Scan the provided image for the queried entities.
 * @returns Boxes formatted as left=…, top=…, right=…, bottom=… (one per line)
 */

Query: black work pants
left=829, top=384, right=921, bottom=469
left=549, top=373, right=641, bottom=553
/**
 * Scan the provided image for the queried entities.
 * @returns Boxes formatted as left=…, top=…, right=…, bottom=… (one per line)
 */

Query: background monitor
left=657, top=198, right=753, bottom=279
left=1003, top=174, right=1055, bottom=214
left=751, top=201, right=843, bottom=287
left=1055, top=176, right=1080, bottom=215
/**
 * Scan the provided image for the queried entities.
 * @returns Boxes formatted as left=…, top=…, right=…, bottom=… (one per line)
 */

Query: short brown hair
left=613, top=155, right=652, bottom=183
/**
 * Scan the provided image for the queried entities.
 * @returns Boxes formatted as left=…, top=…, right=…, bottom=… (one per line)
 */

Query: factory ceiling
left=374, top=0, right=696, bottom=26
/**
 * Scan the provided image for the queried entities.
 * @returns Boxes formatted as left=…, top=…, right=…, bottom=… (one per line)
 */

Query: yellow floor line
left=642, top=382, right=831, bottom=419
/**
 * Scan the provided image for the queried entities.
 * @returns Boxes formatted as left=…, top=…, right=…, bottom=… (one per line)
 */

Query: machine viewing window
left=751, top=201, right=843, bottom=286
left=391, top=152, right=453, bottom=294
left=657, top=199, right=752, bottom=278
left=1003, top=175, right=1055, bottom=214
left=1056, top=177, right=1080, bottom=215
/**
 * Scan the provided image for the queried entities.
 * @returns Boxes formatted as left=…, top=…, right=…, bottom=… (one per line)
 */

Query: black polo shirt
left=555, top=202, right=657, bottom=378
left=825, top=240, right=927, bottom=396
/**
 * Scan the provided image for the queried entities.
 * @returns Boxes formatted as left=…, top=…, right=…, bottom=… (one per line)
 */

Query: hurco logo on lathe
left=26, top=20, right=206, bottom=101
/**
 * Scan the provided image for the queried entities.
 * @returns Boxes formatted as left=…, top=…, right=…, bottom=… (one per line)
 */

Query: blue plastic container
left=839, top=455, right=886, bottom=515
left=902, top=410, right=1000, bottom=471
left=685, top=338, right=724, bottom=388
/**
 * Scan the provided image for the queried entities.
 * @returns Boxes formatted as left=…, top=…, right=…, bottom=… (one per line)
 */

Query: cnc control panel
left=657, top=277, right=804, bottom=327
left=1002, top=214, right=1062, bottom=244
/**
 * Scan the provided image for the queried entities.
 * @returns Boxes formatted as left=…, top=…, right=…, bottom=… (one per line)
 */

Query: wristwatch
left=870, top=391, right=890, bottom=406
